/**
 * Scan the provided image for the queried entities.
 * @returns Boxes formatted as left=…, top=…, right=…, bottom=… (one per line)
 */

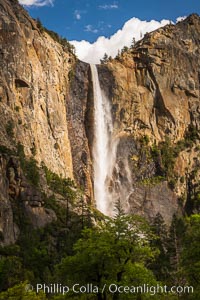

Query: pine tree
left=100, top=53, right=109, bottom=64
left=150, top=213, right=170, bottom=281
left=131, top=37, right=136, bottom=48
left=167, top=215, right=185, bottom=286
left=181, top=214, right=200, bottom=299
left=57, top=215, right=158, bottom=300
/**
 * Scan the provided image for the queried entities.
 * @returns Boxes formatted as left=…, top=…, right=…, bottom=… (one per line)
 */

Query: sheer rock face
left=0, top=154, right=18, bottom=245
left=97, top=14, right=200, bottom=224
left=0, top=0, right=74, bottom=178
left=0, top=0, right=75, bottom=243
left=104, top=15, right=200, bottom=142
left=0, top=152, right=57, bottom=245
left=67, top=62, right=94, bottom=202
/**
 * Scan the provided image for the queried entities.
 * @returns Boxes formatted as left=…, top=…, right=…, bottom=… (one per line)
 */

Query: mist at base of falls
left=90, top=64, right=132, bottom=216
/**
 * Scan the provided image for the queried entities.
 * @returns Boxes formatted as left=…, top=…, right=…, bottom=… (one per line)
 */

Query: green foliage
left=17, top=142, right=25, bottom=162
left=17, top=143, right=40, bottom=186
left=121, top=46, right=129, bottom=53
left=36, top=19, right=76, bottom=55
left=149, top=137, right=180, bottom=189
left=0, top=197, right=89, bottom=292
left=25, top=158, right=40, bottom=186
left=15, top=106, right=20, bottom=112
left=100, top=53, right=112, bottom=64
left=172, top=124, right=199, bottom=155
left=140, top=176, right=165, bottom=186
left=0, top=282, right=47, bottom=300
left=36, top=18, right=44, bottom=32
left=184, top=170, right=200, bottom=213
left=57, top=214, right=158, bottom=299
left=42, top=164, right=76, bottom=201
left=150, top=214, right=170, bottom=282
left=151, top=143, right=160, bottom=159
left=167, top=216, right=186, bottom=287
left=159, top=137, right=176, bottom=178
left=181, top=214, right=200, bottom=299
left=0, top=256, right=24, bottom=290
left=149, top=127, right=200, bottom=189
left=140, top=135, right=150, bottom=146
left=115, top=50, right=121, bottom=61
left=5, top=120, right=14, bottom=138
left=100, top=53, right=109, bottom=64
left=44, top=194, right=66, bottom=223
left=0, top=145, right=14, bottom=155
left=184, top=124, right=199, bottom=143
left=68, top=69, right=75, bottom=82
left=131, top=37, right=136, bottom=48
left=0, top=143, right=39, bottom=186
left=137, top=136, right=180, bottom=187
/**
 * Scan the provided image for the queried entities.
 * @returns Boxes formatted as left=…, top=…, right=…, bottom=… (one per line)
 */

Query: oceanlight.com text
left=26, top=283, right=194, bottom=296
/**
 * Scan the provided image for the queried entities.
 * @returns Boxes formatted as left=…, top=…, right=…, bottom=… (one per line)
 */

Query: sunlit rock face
left=0, top=0, right=75, bottom=244
left=0, top=0, right=74, bottom=179
left=104, top=15, right=200, bottom=144
left=94, top=14, right=200, bottom=224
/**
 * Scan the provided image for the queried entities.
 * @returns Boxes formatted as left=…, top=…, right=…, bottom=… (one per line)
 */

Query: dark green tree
left=150, top=213, right=170, bottom=281
left=181, top=214, right=200, bottom=299
left=131, top=37, right=136, bottom=48
left=167, top=215, right=186, bottom=287
left=56, top=214, right=158, bottom=300
left=121, top=46, right=129, bottom=54
left=0, top=282, right=46, bottom=300
left=100, top=53, right=109, bottom=64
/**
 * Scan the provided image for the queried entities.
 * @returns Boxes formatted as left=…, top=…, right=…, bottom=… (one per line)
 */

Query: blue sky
left=20, top=0, right=200, bottom=43
left=19, top=0, right=200, bottom=63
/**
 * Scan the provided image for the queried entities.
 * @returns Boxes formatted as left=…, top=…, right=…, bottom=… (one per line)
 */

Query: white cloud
left=85, top=25, right=98, bottom=34
left=70, top=17, right=171, bottom=64
left=74, top=10, right=81, bottom=20
left=19, top=0, right=53, bottom=6
left=99, top=4, right=118, bottom=9
left=176, top=16, right=187, bottom=22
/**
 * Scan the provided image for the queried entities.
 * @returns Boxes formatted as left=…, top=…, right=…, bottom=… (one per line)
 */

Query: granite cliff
left=96, top=14, right=200, bottom=224
left=0, top=0, right=200, bottom=245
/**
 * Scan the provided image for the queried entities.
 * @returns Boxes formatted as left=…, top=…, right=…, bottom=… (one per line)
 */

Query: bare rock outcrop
left=0, top=0, right=74, bottom=178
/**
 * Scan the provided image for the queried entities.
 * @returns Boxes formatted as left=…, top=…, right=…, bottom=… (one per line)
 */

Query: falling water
left=90, top=64, right=133, bottom=216
left=90, top=64, right=116, bottom=215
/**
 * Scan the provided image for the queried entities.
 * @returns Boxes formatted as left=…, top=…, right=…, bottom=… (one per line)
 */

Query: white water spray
left=90, top=64, right=116, bottom=215
left=90, top=64, right=133, bottom=216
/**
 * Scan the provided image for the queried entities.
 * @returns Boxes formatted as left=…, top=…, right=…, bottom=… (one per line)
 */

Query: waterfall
left=90, top=64, right=116, bottom=216
left=90, top=64, right=133, bottom=216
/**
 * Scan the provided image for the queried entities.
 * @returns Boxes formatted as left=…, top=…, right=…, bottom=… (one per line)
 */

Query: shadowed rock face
left=0, top=152, right=58, bottom=245
left=67, top=61, right=94, bottom=202
left=0, top=0, right=200, bottom=244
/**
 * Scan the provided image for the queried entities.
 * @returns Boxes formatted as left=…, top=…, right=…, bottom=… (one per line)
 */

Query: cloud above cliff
left=19, top=0, right=53, bottom=6
left=84, top=25, right=99, bottom=33
left=98, top=3, right=119, bottom=10
left=70, top=17, right=171, bottom=64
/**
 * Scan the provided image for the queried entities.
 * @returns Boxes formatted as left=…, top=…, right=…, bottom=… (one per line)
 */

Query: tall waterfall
left=90, top=64, right=116, bottom=216
left=90, top=64, right=133, bottom=216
